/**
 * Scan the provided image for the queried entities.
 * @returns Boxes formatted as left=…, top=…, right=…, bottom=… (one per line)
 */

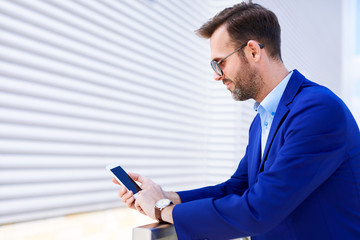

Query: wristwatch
left=155, top=199, right=173, bottom=222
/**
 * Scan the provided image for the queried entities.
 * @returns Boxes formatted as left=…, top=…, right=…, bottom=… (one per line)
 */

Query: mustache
left=223, top=79, right=233, bottom=85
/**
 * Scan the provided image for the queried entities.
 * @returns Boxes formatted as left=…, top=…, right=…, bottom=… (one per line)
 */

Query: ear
left=246, top=40, right=262, bottom=62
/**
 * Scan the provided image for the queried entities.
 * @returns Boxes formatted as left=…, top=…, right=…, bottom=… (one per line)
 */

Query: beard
left=227, top=61, right=264, bottom=101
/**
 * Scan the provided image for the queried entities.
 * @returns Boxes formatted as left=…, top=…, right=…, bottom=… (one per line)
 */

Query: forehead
left=210, top=24, right=233, bottom=60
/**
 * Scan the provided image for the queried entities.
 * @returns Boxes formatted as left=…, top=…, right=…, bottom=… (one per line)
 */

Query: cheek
left=227, top=66, right=243, bottom=82
left=233, top=68, right=246, bottom=83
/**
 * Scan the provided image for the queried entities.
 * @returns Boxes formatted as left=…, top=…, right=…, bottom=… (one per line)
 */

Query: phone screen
left=110, top=166, right=142, bottom=193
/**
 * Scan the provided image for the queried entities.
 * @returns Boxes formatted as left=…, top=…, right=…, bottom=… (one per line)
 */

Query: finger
left=118, top=187, right=127, bottom=198
left=134, top=199, right=143, bottom=213
left=121, top=190, right=133, bottom=202
left=126, top=196, right=136, bottom=209
left=120, top=191, right=132, bottom=204
left=128, top=172, right=146, bottom=184
left=112, top=178, right=120, bottom=185
left=139, top=208, right=146, bottom=215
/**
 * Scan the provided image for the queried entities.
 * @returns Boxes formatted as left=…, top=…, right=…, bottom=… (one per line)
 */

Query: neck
left=255, top=60, right=289, bottom=103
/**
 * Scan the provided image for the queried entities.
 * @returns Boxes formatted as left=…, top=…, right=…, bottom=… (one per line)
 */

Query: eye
left=218, top=59, right=226, bottom=67
left=215, top=63, right=222, bottom=73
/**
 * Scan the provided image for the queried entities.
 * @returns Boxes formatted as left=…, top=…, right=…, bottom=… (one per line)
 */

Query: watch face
left=156, top=199, right=171, bottom=208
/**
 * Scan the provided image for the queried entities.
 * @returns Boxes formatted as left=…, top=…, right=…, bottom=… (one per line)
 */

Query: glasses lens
left=211, top=60, right=223, bottom=76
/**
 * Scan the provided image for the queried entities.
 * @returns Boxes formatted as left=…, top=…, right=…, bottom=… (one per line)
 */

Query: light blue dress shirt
left=254, top=71, right=293, bottom=156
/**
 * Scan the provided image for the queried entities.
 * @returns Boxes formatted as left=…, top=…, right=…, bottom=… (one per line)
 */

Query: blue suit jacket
left=173, top=70, right=360, bottom=240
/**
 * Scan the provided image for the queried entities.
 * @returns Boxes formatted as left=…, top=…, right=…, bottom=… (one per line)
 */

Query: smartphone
left=106, top=164, right=142, bottom=198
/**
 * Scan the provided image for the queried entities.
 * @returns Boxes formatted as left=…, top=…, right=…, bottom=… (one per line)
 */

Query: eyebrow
left=212, top=57, right=222, bottom=62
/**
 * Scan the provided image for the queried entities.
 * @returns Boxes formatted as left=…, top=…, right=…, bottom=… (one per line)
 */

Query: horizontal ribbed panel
left=0, top=0, right=250, bottom=224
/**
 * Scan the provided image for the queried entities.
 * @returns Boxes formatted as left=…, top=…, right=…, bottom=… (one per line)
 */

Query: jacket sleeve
left=177, top=151, right=249, bottom=203
left=173, top=91, right=350, bottom=240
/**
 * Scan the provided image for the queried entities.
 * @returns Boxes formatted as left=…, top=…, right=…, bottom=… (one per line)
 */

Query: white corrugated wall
left=0, top=0, right=344, bottom=225
left=0, top=0, right=253, bottom=224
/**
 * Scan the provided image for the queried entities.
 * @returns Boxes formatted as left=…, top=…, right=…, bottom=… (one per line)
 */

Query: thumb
left=128, top=172, right=146, bottom=184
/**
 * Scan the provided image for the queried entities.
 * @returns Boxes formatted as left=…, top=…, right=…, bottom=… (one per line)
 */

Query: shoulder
left=291, top=80, right=347, bottom=116
left=283, top=80, right=351, bottom=137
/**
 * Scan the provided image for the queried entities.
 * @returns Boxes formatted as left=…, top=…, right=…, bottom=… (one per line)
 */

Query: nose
left=213, top=72, right=224, bottom=81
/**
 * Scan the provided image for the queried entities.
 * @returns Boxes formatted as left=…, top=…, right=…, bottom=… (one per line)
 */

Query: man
left=114, top=2, right=360, bottom=239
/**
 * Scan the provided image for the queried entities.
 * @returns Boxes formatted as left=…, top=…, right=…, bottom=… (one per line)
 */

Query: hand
left=112, top=173, right=165, bottom=217
left=112, top=173, right=178, bottom=222
left=112, top=175, right=144, bottom=214
left=132, top=174, right=166, bottom=220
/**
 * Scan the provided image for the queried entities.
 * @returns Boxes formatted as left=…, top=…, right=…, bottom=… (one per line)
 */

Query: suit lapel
left=258, top=104, right=289, bottom=172
left=258, top=69, right=305, bottom=173
left=250, top=117, right=262, bottom=185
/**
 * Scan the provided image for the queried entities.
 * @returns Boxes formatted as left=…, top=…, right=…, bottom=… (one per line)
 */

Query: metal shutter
left=0, top=0, right=252, bottom=224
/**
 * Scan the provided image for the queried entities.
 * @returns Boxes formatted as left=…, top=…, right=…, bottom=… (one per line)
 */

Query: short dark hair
left=197, top=2, right=282, bottom=61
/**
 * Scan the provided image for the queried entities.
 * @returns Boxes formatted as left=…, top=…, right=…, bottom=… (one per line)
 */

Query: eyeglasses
left=211, top=43, right=264, bottom=76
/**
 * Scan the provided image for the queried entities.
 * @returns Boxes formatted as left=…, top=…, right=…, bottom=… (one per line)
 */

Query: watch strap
left=155, top=199, right=173, bottom=222
left=155, top=205, right=162, bottom=222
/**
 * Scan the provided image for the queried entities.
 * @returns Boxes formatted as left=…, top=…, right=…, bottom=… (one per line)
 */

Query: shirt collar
left=254, top=71, right=293, bottom=114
